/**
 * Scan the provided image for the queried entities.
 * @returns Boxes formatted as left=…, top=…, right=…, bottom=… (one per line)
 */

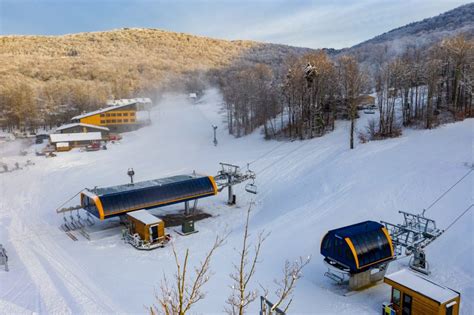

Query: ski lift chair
left=245, top=180, right=257, bottom=194
left=244, top=166, right=257, bottom=194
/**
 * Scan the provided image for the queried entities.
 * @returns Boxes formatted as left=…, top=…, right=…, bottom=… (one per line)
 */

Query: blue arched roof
left=81, top=175, right=217, bottom=220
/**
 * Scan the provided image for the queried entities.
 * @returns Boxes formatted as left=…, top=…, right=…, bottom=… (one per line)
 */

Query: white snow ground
left=0, top=89, right=472, bottom=314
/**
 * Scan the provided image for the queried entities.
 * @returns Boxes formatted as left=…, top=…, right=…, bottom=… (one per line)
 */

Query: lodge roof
left=56, top=123, right=110, bottom=132
left=50, top=132, right=103, bottom=143
left=106, top=98, right=151, bottom=106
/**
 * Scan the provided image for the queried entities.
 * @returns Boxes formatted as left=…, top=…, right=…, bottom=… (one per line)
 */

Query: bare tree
left=260, top=256, right=311, bottom=314
left=337, top=55, right=365, bottom=149
left=226, top=205, right=269, bottom=315
left=424, top=58, right=443, bottom=129
left=282, top=52, right=337, bottom=140
left=152, top=235, right=226, bottom=315
left=441, top=35, right=473, bottom=112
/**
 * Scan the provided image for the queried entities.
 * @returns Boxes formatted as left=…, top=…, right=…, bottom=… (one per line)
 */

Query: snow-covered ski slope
left=0, top=89, right=472, bottom=314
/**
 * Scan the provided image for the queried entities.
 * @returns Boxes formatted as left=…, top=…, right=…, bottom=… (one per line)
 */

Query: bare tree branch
left=153, top=234, right=226, bottom=315
left=261, top=256, right=311, bottom=315
left=226, top=204, right=269, bottom=315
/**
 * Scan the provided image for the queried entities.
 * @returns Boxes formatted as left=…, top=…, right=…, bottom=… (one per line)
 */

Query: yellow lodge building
left=71, top=98, right=150, bottom=132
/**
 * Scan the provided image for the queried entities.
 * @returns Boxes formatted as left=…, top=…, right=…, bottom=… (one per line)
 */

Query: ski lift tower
left=0, top=245, right=8, bottom=272
left=212, top=125, right=218, bottom=146
left=214, top=163, right=257, bottom=205
left=381, top=210, right=444, bottom=275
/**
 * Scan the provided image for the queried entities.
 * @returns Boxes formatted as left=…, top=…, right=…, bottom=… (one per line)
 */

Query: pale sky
left=0, top=0, right=471, bottom=49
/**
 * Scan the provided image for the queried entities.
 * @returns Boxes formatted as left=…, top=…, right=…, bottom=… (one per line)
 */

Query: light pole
left=127, top=168, right=135, bottom=185
left=212, top=125, right=218, bottom=146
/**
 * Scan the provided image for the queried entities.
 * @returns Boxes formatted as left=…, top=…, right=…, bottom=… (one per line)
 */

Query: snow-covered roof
left=56, top=123, right=109, bottom=132
left=127, top=210, right=162, bottom=225
left=50, top=132, right=103, bottom=143
left=106, top=98, right=152, bottom=106
left=71, top=102, right=139, bottom=120
left=92, top=175, right=200, bottom=195
left=385, top=269, right=459, bottom=304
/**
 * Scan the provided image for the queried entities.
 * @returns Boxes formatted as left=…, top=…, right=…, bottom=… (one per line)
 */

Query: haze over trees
left=341, top=3, right=474, bottom=70
left=371, top=34, right=473, bottom=135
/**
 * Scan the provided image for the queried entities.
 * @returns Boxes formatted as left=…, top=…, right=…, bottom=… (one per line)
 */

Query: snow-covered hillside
left=0, top=89, right=472, bottom=314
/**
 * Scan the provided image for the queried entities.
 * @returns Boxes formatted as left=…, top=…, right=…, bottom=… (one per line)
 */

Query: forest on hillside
left=218, top=34, right=473, bottom=146
left=0, top=28, right=472, bottom=144
left=0, top=28, right=259, bottom=130
left=0, top=28, right=317, bottom=131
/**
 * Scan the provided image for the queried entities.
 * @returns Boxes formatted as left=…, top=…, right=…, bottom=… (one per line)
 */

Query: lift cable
left=424, top=168, right=472, bottom=212
left=54, top=189, right=85, bottom=213
left=256, top=139, right=313, bottom=175
left=247, top=140, right=291, bottom=166
left=443, top=203, right=473, bottom=232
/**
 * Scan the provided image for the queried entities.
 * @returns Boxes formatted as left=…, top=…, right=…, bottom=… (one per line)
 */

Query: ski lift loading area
left=55, top=163, right=258, bottom=247
left=321, top=166, right=473, bottom=291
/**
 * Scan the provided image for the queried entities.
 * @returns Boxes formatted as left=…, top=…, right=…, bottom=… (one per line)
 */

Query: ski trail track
left=4, top=173, right=122, bottom=314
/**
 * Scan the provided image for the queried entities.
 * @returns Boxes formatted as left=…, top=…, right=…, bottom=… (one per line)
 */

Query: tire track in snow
left=8, top=216, right=72, bottom=314
left=30, top=236, right=120, bottom=314
left=19, top=185, right=122, bottom=314
left=4, top=178, right=121, bottom=314
left=1, top=188, right=70, bottom=314
left=0, top=298, right=33, bottom=315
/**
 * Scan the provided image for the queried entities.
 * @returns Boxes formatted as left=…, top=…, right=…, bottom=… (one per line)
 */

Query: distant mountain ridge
left=338, top=3, right=474, bottom=65
left=354, top=3, right=473, bottom=48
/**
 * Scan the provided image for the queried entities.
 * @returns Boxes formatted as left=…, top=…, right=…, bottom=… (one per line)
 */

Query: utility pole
left=0, top=245, right=8, bottom=272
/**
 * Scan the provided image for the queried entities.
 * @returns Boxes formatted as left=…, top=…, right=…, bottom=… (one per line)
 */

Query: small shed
left=56, top=142, right=70, bottom=152
left=384, top=269, right=460, bottom=315
left=127, top=210, right=165, bottom=244
left=50, top=132, right=103, bottom=150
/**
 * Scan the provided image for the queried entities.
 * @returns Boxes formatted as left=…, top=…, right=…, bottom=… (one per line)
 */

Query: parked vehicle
left=35, top=134, right=49, bottom=144
left=108, top=133, right=122, bottom=141
left=85, top=141, right=101, bottom=151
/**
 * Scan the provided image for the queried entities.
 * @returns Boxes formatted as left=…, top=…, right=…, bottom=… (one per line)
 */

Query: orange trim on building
left=345, top=237, right=360, bottom=269
left=382, top=227, right=395, bottom=257
left=92, top=196, right=105, bottom=220
left=208, top=176, right=219, bottom=195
